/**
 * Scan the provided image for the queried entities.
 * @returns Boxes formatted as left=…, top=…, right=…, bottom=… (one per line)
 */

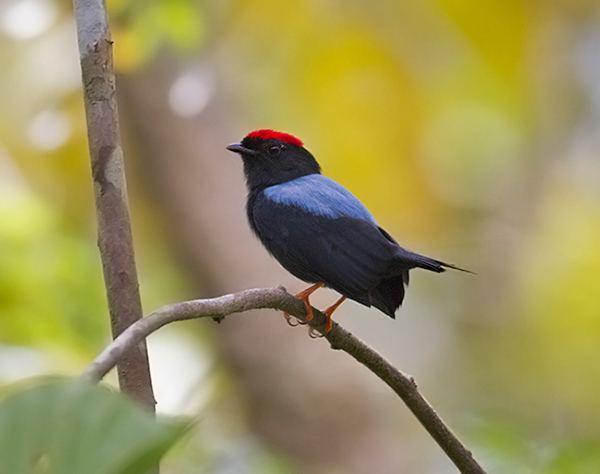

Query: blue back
left=263, top=174, right=377, bottom=224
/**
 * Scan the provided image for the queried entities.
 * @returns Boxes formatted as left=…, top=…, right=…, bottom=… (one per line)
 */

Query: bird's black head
left=226, top=129, right=320, bottom=191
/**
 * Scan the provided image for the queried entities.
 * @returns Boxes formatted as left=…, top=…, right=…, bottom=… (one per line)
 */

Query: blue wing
left=262, top=174, right=378, bottom=224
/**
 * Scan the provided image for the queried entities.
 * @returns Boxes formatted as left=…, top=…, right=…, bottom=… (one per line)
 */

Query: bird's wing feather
left=251, top=184, right=396, bottom=301
left=262, top=174, right=378, bottom=224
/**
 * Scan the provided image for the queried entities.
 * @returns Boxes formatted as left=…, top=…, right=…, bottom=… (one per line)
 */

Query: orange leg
left=323, top=295, right=347, bottom=333
left=283, top=283, right=323, bottom=326
left=296, top=283, right=323, bottom=321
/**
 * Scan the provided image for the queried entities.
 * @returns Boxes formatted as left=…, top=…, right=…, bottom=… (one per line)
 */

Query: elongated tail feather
left=396, top=250, right=474, bottom=274
left=371, top=252, right=471, bottom=318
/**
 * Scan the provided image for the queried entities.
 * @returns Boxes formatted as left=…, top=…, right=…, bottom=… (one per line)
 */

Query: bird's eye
left=268, top=145, right=282, bottom=156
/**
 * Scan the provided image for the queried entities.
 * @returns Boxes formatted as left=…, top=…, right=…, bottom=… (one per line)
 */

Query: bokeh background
left=1, top=0, right=600, bottom=472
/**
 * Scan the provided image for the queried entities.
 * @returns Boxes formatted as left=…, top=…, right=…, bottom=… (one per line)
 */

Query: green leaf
left=0, top=378, right=187, bottom=474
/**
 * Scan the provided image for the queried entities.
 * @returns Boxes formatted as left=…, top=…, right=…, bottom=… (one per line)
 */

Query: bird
left=226, top=129, right=469, bottom=334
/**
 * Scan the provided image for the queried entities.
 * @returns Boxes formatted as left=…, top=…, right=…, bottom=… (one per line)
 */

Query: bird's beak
left=226, top=143, right=258, bottom=156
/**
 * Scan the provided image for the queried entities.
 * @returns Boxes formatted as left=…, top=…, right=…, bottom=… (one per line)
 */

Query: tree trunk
left=73, top=0, right=155, bottom=409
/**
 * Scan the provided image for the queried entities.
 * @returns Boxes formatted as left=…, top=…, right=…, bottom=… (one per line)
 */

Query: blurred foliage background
left=1, top=0, right=600, bottom=472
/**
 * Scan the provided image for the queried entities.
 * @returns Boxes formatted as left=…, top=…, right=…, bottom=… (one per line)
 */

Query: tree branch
left=73, top=0, right=155, bottom=409
left=83, top=287, right=486, bottom=473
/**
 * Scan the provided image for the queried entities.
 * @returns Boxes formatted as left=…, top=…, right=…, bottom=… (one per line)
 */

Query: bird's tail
left=398, top=250, right=474, bottom=274
left=369, top=250, right=472, bottom=318
left=369, top=271, right=409, bottom=319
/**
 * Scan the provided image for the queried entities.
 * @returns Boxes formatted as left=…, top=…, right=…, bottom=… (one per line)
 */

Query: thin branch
left=83, top=287, right=486, bottom=474
left=73, top=0, right=155, bottom=409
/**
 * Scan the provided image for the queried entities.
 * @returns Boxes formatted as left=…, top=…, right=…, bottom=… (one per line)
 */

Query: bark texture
left=73, top=0, right=155, bottom=409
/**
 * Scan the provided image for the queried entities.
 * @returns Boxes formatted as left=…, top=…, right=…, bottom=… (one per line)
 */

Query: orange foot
left=323, top=295, right=347, bottom=333
left=283, top=283, right=323, bottom=327
left=308, top=295, right=347, bottom=338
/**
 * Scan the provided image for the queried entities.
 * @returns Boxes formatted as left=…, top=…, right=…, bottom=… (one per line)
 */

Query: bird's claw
left=283, top=311, right=325, bottom=338
left=282, top=311, right=306, bottom=327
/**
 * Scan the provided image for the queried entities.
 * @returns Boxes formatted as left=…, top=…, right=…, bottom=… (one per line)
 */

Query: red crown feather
left=245, top=129, right=303, bottom=147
